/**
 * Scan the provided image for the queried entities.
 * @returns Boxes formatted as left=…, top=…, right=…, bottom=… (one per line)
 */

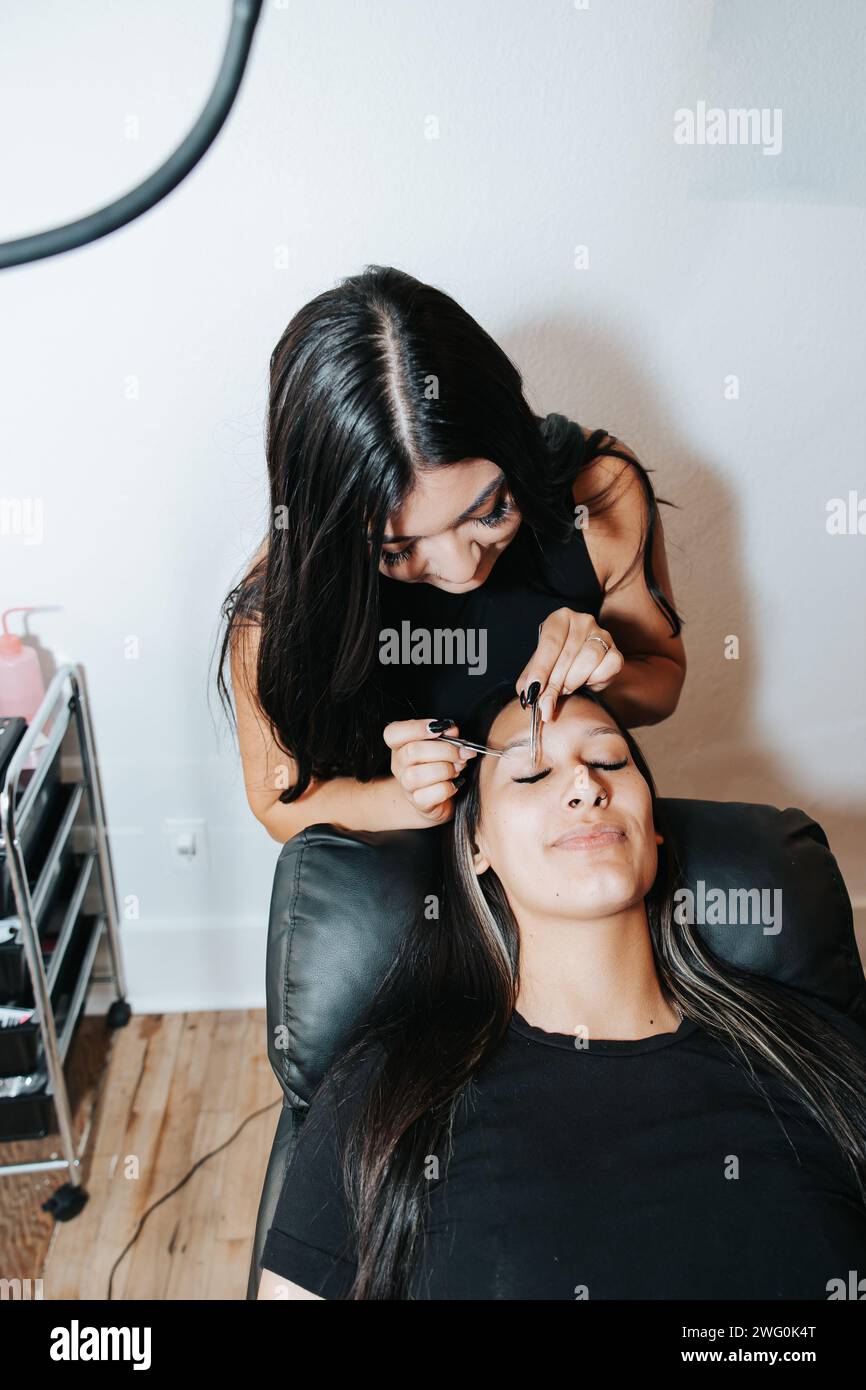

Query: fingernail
left=427, top=717, right=455, bottom=733
left=452, top=772, right=466, bottom=789
left=518, top=689, right=527, bottom=708
left=526, top=681, right=541, bottom=706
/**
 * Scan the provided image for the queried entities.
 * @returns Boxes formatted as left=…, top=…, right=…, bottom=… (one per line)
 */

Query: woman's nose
left=563, top=764, right=607, bottom=808
left=425, top=532, right=479, bottom=583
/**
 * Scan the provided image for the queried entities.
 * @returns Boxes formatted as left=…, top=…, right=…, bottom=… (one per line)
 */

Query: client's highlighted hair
left=320, top=683, right=866, bottom=1299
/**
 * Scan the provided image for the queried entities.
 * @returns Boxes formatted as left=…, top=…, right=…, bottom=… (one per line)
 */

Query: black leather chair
left=245, top=800, right=866, bottom=1299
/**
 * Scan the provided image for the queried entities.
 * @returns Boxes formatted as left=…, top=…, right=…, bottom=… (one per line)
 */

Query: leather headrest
left=265, top=801, right=866, bottom=1107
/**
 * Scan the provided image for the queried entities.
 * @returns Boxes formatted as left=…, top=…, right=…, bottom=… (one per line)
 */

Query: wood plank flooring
left=1, top=1009, right=282, bottom=1300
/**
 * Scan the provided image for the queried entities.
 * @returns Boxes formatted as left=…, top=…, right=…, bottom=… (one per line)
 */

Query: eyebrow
left=381, top=472, right=505, bottom=544
left=500, top=726, right=624, bottom=752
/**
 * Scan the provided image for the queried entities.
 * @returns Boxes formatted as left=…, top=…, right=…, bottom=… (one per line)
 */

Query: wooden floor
left=37, top=1009, right=281, bottom=1300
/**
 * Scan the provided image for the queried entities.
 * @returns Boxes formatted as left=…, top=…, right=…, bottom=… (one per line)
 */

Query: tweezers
left=529, top=698, right=540, bottom=768
left=437, top=735, right=509, bottom=759
left=528, top=620, right=543, bottom=768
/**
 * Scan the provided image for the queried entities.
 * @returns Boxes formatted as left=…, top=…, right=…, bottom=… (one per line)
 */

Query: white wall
left=1, top=0, right=864, bottom=1011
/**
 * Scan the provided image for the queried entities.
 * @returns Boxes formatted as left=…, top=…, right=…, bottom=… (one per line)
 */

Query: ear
left=470, top=837, right=491, bottom=876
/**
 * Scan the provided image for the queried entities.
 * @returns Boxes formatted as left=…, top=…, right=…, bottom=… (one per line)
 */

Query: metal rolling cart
left=0, top=663, right=131, bottom=1220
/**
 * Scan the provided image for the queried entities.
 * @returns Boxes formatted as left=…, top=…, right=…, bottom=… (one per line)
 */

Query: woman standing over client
left=217, top=265, right=687, bottom=841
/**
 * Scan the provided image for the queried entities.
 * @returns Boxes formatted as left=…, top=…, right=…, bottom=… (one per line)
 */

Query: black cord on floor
left=106, top=1098, right=282, bottom=1300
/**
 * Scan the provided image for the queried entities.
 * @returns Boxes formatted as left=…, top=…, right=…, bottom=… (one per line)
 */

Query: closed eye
left=511, top=757, right=628, bottom=785
left=381, top=492, right=513, bottom=567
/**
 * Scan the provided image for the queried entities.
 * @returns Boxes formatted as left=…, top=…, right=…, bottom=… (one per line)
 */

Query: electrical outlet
left=163, top=818, right=208, bottom=869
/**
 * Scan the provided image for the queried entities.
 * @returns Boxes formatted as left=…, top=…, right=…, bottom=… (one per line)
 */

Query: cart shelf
left=0, top=665, right=131, bottom=1213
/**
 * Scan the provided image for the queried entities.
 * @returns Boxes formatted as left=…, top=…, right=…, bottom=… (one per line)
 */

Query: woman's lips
left=551, top=826, right=626, bottom=851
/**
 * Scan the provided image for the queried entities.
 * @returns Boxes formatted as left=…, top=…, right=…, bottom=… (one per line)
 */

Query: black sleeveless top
left=377, top=420, right=606, bottom=731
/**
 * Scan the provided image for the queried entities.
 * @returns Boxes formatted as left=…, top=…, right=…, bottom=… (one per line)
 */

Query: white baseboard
left=85, top=916, right=267, bottom=1016
left=83, top=902, right=866, bottom=1019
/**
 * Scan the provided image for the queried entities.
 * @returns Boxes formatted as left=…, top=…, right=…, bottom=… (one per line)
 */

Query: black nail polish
left=518, top=689, right=527, bottom=709
left=452, top=772, right=466, bottom=790
left=427, top=717, right=455, bottom=733
left=527, top=681, right=541, bottom=705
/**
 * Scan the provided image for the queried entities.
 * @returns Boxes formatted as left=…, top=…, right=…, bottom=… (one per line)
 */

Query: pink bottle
left=0, top=607, right=47, bottom=722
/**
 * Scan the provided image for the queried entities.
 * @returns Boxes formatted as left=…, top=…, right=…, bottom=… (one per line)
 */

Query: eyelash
left=380, top=496, right=513, bottom=567
left=512, top=758, right=629, bottom=785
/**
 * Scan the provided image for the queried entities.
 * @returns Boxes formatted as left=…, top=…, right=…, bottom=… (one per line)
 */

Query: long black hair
left=215, top=264, right=683, bottom=798
left=316, top=683, right=866, bottom=1299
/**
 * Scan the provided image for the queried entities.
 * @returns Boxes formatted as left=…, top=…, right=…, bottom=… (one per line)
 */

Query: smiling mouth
left=551, top=828, right=626, bottom=851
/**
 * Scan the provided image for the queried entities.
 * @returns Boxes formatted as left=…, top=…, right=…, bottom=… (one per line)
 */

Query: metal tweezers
left=439, top=710, right=540, bottom=764
left=437, top=735, right=509, bottom=759
left=529, top=697, right=540, bottom=768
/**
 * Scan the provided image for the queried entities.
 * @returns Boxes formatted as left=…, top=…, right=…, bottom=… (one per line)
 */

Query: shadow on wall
left=505, top=312, right=866, bottom=970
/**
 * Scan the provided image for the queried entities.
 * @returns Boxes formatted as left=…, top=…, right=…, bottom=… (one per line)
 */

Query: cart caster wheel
left=106, top=999, right=132, bottom=1028
left=42, top=1183, right=89, bottom=1222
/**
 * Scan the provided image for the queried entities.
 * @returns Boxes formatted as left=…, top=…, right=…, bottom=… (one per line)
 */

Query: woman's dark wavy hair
left=315, top=682, right=866, bottom=1299
left=214, top=264, right=683, bottom=797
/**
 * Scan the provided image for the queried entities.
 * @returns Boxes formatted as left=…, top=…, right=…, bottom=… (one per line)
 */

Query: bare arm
left=257, top=1267, right=323, bottom=1300
left=230, top=622, right=468, bottom=841
left=575, top=436, right=687, bottom=728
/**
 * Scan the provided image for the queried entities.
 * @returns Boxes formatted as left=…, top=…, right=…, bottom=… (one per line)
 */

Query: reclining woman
left=257, top=685, right=866, bottom=1300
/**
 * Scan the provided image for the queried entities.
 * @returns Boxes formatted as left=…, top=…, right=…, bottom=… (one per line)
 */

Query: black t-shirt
left=261, top=999, right=866, bottom=1300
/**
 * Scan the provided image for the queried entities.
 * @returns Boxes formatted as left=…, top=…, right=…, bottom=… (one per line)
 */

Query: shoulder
left=570, top=425, right=646, bottom=509
left=536, top=413, right=642, bottom=515
left=568, top=426, right=652, bottom=589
